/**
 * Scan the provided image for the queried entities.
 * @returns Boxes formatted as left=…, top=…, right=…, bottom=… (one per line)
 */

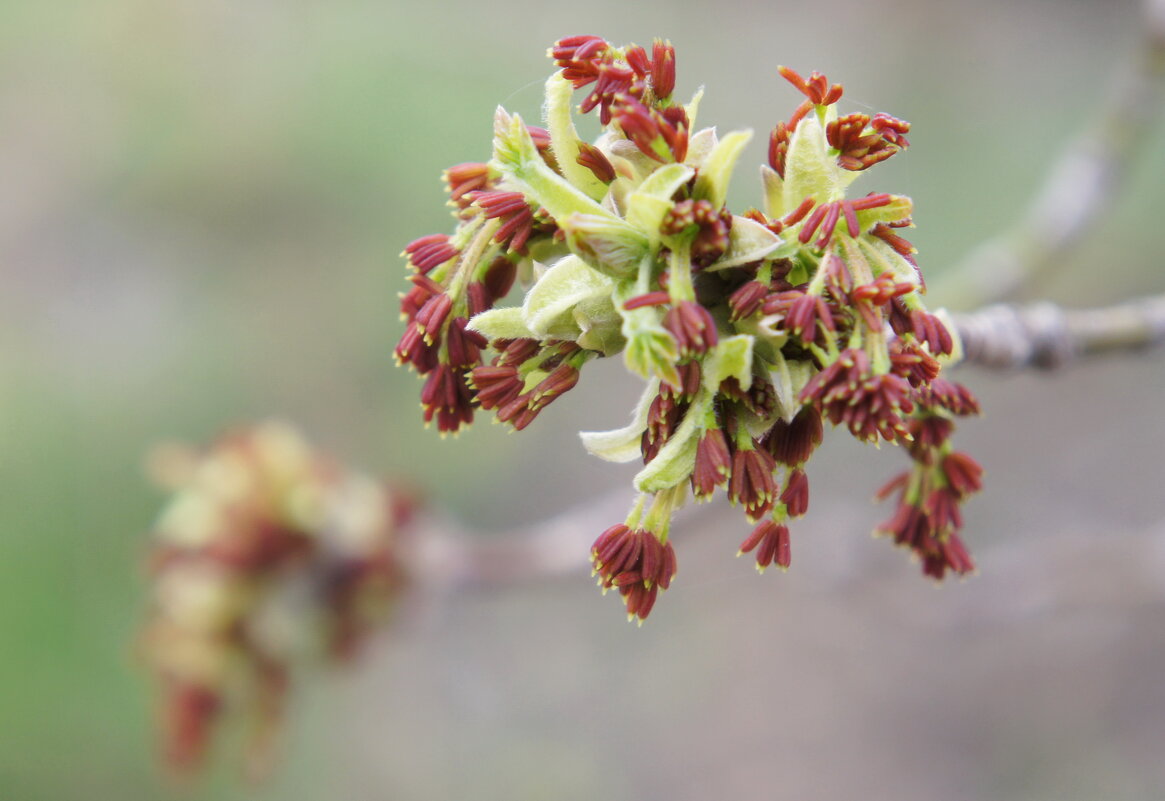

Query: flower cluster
left=138, top=422, right=413, bottom=776
left=398, top=36, right=982, bottom=621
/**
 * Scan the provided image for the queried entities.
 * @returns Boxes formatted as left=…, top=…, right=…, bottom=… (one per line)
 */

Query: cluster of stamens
left=139, top=423, right=411, bottom=775
left=397, top=36, right=983, bottom=622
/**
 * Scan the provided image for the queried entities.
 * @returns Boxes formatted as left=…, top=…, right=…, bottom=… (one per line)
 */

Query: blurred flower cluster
left=138, top=422, right=413, bottom=777
left=397, top=36, right=981, bottom=621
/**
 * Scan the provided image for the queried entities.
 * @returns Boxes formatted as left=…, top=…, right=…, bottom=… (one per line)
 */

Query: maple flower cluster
left=397, top=36, right=982, bottom=622
left=138, top=422, right=413, bottom=776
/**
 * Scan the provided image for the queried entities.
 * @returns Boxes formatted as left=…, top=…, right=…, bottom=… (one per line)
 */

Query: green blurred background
left=3, top=1, right=1165, bottom=799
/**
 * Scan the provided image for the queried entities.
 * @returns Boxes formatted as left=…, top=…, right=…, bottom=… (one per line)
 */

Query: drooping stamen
left=623, top=291, right=671, bottom=310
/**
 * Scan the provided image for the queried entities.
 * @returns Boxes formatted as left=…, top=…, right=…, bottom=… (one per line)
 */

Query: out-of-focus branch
left=401, top=489, right=636, bottom=588
left=952, top=292, right=1165, bottom=370
left=935, top=0, right=1165, bottom=309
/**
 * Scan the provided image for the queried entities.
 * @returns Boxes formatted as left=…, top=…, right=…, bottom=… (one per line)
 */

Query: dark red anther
left=497, top=337, right=540, bottom=367
left=942, top=451, right=984, bottom=497
left=728, top=280, right=768, bottom=320
left=728, top=443, right=778, bottom=522
left=650, top=39, right=676, bottom=99
left=778, top=66, right=843, bottom=106
left=850, top=193, right=893, bottom=211
left=798, top=202, right=829, bottom=245
left=591, top=524, right=677, bottom=621
left=421, top=365, right=475, bottom=433
left=623, top=291, right=671, bottom=310
left=762, top=406, right=823, bottom=467
left=404, top=234, right=459, bottom=274
left=691, top=427, right=732, bottom=499
left=576, top=142, right=616, bottom=183
left=871, top=113, right=911, bottom=147
left=444, top=317, right=487, bottom=368
left=871, top=223, right=916, bottom=259
left=908, top=309, right=954, bottom=356
left=780, top=468, right=810, bottom=517
left=482, top=256, right=518, bottom=302
left=399, top=273, right=443, bottom=320
left=443, top=163, right=492, bottom=207
left=738, top=520, right=791, bottom=571
left=842, top=200, right=860, bottom=238
left=781, top=197, right=816, bottom=229
left=768, top=121, right=791, bottom=177
left=470, top=365, right=523, bottom=410
left=815, top=202, right=842, bottom=249
left=625, top=45, right=650, bottom=77
left=414, top=293, right=453, bottom=343
left=663, top=300, right=718, bottom=356
left=926, top=487, right=963, bottom=532
left=612, top=95, right=688, bottom=163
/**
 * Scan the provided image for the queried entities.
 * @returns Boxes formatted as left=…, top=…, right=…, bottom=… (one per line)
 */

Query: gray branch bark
left=952, top=293, right=1165, bottom=370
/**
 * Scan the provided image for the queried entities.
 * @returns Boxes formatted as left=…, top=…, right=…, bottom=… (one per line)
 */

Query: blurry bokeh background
left=3, top=0, right=1165, bottom=799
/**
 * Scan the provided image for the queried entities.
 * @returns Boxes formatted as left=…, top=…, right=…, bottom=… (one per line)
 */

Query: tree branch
left=400, top=490, right=644, bottom=588
left=935, top=0, right=1165, bottom=308
left=952, top=292, right=1165, bottom=370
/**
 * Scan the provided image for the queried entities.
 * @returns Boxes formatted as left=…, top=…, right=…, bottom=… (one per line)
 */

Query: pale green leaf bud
left=544, top=74, right=609, bottom=201
left=625, top=162, right=696, bottom=244
left=782, top=112, right=844, bottom=210
left=633, top=400, right=704, bottom=492
left=623, top=321, right=681, bottom=388
left=467, top=306, right=535, bottom=341
left=692, top=129, right=752, bottom=211
left=522, top=254, right=615, bottom=339
left=703, top=215, right=785, bottom=271
left=490, top=108, right=615, bottom=224
left=559, top=213, right=651, bottom=277
left=702, top=334, right=755, bottom=393
left=760, top=163, right=784, bottom=220
left=684, top=127, right=718, bottom=170
left=580, top=379, right=661, bottom=463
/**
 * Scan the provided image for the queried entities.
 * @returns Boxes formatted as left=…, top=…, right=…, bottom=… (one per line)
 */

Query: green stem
left=866, top=327, right=890, bottom=374
left=446, top=217, right=499, bottom=300
left=804, top=251, right=829, bottom=296
left=771, top=502, right=790, bottom=524
left=840, top=237, right=873, bottom=286
left=624, top=494, right=648, bottom=530
left=635, top=252, right=656, bottom=295
left=755, top=260, right=773, bottom=287
left=904, top=463, right=929, bottom=507
left=644, top=484, right=687, bottom=543
left=732, top=421, right=754, bottom=451
left=841, top=237, right=892, bottom=372
left=667, top=239, right=695, bottom=303
left=808, top=341, right=833, bottom=365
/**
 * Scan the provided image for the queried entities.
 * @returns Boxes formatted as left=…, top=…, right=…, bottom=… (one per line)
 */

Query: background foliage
left=3, top=1, right=1164, bottom=799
